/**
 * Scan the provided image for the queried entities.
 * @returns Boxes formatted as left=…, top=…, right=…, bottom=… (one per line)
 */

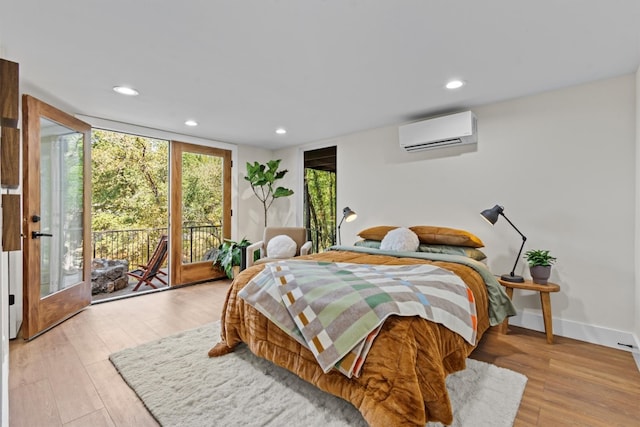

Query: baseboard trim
left=509, top=310, right=640, bottom=371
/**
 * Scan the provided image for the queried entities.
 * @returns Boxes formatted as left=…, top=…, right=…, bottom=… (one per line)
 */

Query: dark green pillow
left=353, top=239, right=382, bottom=249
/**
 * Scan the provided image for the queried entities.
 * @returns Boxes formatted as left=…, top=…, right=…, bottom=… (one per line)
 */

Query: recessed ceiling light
left=275, top=128, right=287, bottom=135
left=445, top=80, right=465, bottom=90
left=113, top=86, right=139, bottom=96
left=185, top=120, right=198, bottom=127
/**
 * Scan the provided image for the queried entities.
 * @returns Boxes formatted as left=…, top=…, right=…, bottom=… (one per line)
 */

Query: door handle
left=31, top=231, right=53, bottom=239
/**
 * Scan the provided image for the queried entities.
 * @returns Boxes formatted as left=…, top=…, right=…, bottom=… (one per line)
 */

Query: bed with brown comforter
left=209, top=247, right=514, bottom=426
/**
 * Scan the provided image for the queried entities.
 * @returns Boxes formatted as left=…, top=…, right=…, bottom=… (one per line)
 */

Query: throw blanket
left=239, top=260, right=477, bottom=377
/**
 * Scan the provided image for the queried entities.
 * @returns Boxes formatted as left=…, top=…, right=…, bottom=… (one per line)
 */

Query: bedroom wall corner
left=235, top=145, right=275, bottom=243
left=272, top=141, right=339, bottom=229
left=263, top=146, right=298, bottom=228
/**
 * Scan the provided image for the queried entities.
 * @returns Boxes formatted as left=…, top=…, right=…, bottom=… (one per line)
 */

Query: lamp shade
left=480, top=204, right=503, bottom=225
left=343, top=207, right=357, bottom=223
left=338, top=206, right=357, bottom=245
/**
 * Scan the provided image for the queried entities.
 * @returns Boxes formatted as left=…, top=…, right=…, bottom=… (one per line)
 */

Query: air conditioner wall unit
left=398, top=111, right=477, bottom=152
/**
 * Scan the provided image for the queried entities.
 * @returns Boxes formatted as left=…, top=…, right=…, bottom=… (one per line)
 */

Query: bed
left=209, top=228, right=515, bottom=426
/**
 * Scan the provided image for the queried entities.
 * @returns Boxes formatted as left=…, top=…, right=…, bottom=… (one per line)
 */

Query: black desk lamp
left=481, top=204, right=526, bottom=283
left=338, top=207, right=357, bottom=245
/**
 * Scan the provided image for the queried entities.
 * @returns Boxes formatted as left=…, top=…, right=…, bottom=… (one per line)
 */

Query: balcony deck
left=92, top=268, right=170, bottom=302
left=90, top=225, right=220, bottom=302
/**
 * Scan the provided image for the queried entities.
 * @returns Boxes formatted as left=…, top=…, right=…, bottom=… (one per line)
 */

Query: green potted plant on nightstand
left=523, top=249, right=557, bottom=284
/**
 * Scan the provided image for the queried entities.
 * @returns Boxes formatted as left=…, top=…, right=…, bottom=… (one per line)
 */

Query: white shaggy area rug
left=110, top=322, right=527, bottom=427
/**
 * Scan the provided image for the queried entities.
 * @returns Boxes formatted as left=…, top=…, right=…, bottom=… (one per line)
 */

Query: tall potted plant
left=523, top=249, right=557, bottom=284
left=245, top=159, right=294, bottom=227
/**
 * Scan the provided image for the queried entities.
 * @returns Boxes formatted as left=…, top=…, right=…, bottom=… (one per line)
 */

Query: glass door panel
left=181, top=152, right=223, bottom=265
left=39, top=117, right=85, bottom=297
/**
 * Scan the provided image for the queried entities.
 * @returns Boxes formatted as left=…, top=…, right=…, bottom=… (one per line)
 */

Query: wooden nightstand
left=498, top=278, right=560, bottom=344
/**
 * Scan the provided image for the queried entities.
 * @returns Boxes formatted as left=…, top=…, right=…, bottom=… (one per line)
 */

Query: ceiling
left=2, top=1, right=639, bottom=150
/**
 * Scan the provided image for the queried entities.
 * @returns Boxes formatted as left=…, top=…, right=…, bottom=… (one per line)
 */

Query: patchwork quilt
left=239, top=260, right=478, bottom=377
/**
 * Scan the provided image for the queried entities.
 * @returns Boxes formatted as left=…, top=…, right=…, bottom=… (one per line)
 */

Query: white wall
left=236, top=145, right=275, bottom=242
left=635, top=66, right=640, bottom=365
left=237, top=142, right=312, bottom=233
left=476, top=75, right=635, bottom=339
left=285, top=74, right=637, bottom=349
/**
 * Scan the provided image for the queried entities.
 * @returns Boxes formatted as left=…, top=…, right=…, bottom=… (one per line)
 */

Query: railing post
left=190, top=226, right=194, bottom=263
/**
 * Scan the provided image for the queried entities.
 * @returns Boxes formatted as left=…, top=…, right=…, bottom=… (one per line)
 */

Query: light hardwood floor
left=8, top=281, right=640, bottom=426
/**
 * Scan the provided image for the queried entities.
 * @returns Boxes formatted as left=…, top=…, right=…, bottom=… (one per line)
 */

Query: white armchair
left=246, top=227, right=312, bottom=268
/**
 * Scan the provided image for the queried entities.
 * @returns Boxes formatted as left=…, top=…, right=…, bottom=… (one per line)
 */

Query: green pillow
left=418, top=244, right=487, bottom=261
left=353, top=240, right=382, bottom=249
left=353, top=240, right=487, bottom=261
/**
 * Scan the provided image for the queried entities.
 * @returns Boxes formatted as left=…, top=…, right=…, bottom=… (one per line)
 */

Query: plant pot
left=240, top=246, right=247, bottom=271
left=530, top=265, right=551, bottom=284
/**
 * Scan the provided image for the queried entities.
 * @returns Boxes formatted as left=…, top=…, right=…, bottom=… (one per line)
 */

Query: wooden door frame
left=169, top=141, right=231, bottom=285
left=22, top=95, right=92, bottom=339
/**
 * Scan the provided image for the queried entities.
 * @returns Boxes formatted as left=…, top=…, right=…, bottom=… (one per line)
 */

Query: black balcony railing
left=92, top=225, right=222, bottom=269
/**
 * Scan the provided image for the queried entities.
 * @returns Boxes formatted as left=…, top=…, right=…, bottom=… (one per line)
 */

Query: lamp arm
left=500, top=212, right=526, bottom=240
left=337, top=216, right=346, bottom=245
left=510, top=236, right=527, bottom=277
left=500, top=212, right=527, bottom=276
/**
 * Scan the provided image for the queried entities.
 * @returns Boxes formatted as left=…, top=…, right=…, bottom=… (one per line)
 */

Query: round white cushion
left=267, top=235, right=297, bottom=259
left=380, top=227, right=420, bottom=252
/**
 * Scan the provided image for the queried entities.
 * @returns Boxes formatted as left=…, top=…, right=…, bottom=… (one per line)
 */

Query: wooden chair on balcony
left=127, top=235, right=169, bottom=291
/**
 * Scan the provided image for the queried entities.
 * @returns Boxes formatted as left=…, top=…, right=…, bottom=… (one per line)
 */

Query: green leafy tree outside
left=91, top=130, right=169, bottom=231
left=304, top=168, right=336, bottom=251
left=91, top=130, right=225, bottom=264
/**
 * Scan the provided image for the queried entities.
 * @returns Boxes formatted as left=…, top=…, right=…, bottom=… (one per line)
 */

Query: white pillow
left=380, top=227, right=420, bottom=252
left=267, top=235, right=297, bottom=259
